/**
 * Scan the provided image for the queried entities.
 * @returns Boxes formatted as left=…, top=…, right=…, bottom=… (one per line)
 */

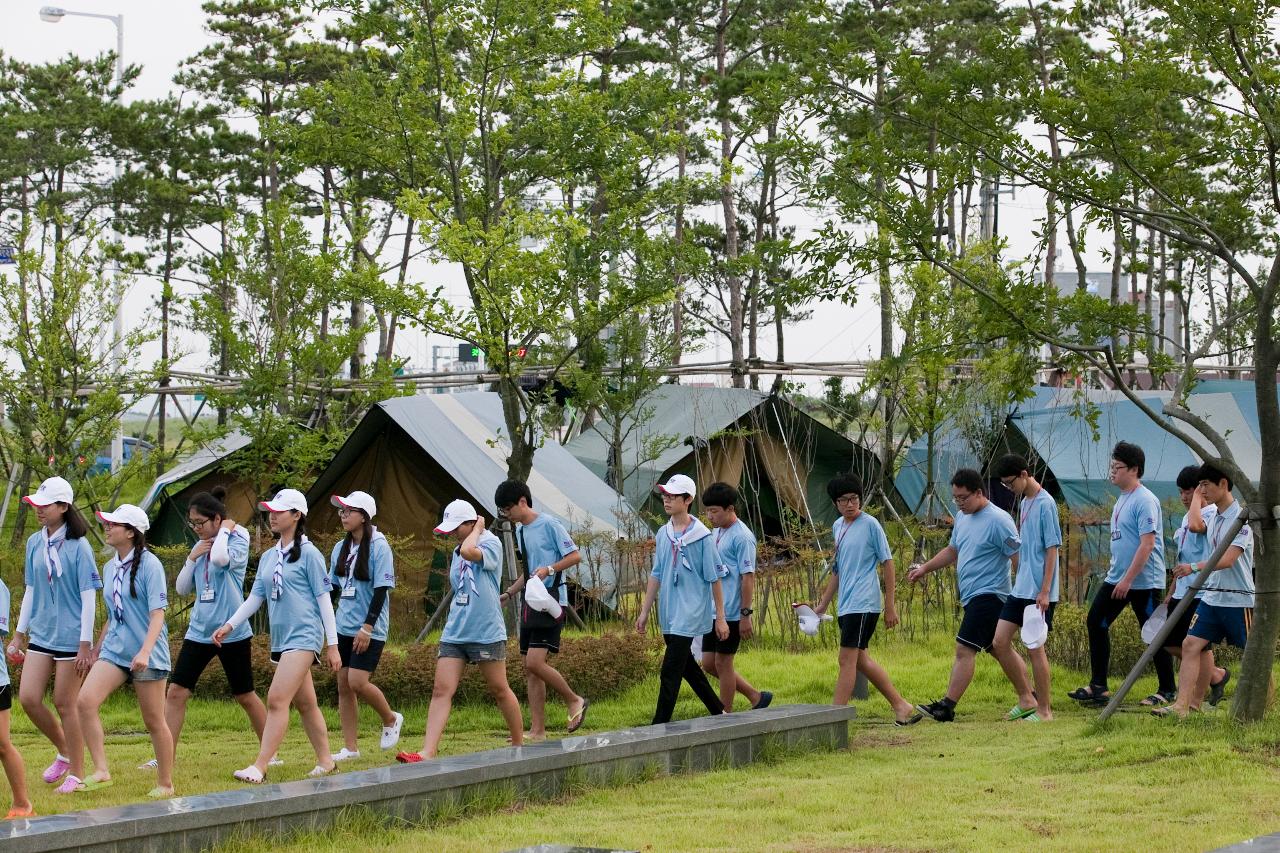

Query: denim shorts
left=111, top=664, right=170, bottom=684
left=438, top=640, right=507, bottom=664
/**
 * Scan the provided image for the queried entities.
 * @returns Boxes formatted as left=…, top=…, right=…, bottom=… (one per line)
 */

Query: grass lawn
left=10, top=627, right=1280, bottom=852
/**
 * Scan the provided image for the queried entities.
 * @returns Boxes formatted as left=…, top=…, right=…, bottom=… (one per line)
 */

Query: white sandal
left=233, top=765, right=264, bottom=784
left=307, top=764, right=336, bottom=778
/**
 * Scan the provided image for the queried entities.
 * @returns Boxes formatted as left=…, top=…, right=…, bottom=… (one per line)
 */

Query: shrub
left=182, top=630, right=660, bottom=708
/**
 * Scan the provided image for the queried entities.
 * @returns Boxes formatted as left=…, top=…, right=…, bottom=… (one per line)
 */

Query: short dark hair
left=494, top=480, right=532, bottom=510
left=1176, top=465, right=1201, bottom=491
left=702, top=482, right=739, bottom=510
left=1112, top=441, right=1145, bottom=477
left=1198, top=460, right=1232, bottom=491
left=826, top=473, right=864, bottom=504
left=950, top=468, right=984, bottom=494
left=993, top=454, right=1030, bottom=479
left=188, top=486, right=229, bottom=522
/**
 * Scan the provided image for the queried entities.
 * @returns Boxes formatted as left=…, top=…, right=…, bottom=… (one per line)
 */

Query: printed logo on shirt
left=0, top=615, right=7, bottom=631
left=384, top=573, right=393, bottom=581
left=158, top=592, right=168, bottom=603
left=1145, top=516, right=1154, bottom=526
left=89, top=571, right=101, bottom=583
left=561, top=538, right=574, bottom=549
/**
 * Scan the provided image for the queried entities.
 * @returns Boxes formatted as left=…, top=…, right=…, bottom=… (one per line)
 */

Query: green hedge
left=180, top=631, right=661, bottom=707
left=1046, top=602, right=1242, bottom=676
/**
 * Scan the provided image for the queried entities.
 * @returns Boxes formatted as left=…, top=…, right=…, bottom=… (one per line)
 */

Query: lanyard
left=1111, top=490, right=1133, bottom=531
left=834, top=516, right=856, bottom=558
left=342, top=544, right=360, bottom=591
left=112, top=554, right=134, bottom=622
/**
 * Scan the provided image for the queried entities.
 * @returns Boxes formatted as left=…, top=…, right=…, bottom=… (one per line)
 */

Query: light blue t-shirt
left=1012, top=491, right=1062, bottom=602
left=950, top=502, right=1019, bottom=605
left=1173, top=512, right=1208, bottom=601
left=0, top=578, right=10, bottom=689
left=186, top=527, right=252, bottom=644
left=329, top=529, right=395, bottom=641
left=99, top=549, right=171, bottom=672
left=830, top=513, right=891, bottom=616
left=24, top=529, right=101, bottom=651
left=440, top=531, right=506, bottom=645
left=1201, top=501, right=1254, bottom=608
left=711, top=520, right=756, bottom=621
left=652, top=518, right=719, bottom=638
left=250, top=539, right=331, bottom=654
left=1106, top=485, right=1165, bottom=589
left=518, top=513, right=578, bottom=607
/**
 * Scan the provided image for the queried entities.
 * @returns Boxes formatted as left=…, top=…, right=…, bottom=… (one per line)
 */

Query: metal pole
left=1097, top=508, right=1249, bottom=721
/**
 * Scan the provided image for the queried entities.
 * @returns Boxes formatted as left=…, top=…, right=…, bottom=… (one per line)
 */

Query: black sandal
left=1068, top=685, right=1110, bottom=704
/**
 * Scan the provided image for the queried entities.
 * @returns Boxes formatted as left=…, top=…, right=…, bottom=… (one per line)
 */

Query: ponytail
left=63, top=504, right=89, bottom=539
left=189, top=486, right=229, bottom=522
left=124, top=525, right=150, bottom=597
left=287, top=515, right=306, bottom=563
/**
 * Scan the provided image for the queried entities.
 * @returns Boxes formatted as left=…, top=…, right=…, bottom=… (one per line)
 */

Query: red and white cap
left=23, top=476, right=74, bottom=507
left=331, top=491, right=376, bottom=519
left=434, top=499, right=478, bottom=534
left=259, top=488, right=309, bottom=516
left=655, top=474, right=696, bottom=498
left=96, top=504, right=151, bottom=533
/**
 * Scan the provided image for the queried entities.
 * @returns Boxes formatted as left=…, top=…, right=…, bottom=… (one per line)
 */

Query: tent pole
left=0, top=462, right=20, bottom=532
left=415, top=593, right=452, bottom=644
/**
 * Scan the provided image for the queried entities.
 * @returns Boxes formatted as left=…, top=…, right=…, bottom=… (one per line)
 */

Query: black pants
left=1087, top=582, right=1176, bottom=693
left=652, top=634, right=724, bottom=724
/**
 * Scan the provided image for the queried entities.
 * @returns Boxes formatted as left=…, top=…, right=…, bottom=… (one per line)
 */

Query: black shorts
left=170, top=638, right=257, bottom=696
left=957, top=594, right=1005, bottom=653
left=702, top=620, right=742, bottom=655
left=519, top=620, right=563, bottom=655
left=0, top=684, right=10, bottom=712
left=337, top=634, right=386, bottom=672
left=998, top=597, right=1057, bottom=631
left=1164, top=597, right=1201, bottom=648
left=270, top=649, right=322, bottom=666
left=838, top=612, right=879, bottom=650
left=28, top=643, right=78, bottom=662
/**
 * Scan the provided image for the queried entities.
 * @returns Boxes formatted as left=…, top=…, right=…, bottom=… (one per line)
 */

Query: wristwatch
left=740, top=608, right=754, bottom=616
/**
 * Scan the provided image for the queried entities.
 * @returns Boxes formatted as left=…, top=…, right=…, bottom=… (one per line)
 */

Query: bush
left=1046, top=602, right=1243, bottom=676
left=183, top=630, right=661, bottom=708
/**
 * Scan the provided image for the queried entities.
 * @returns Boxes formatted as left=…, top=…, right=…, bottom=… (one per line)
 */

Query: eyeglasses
left=1108, top=462, right=1131, bottom=472
left=188, top=517, right=213, bottom=530
left=835, top=495, right=860, bottom=506
left=337, top=507, right=354, bottom=518
left=999, top=477, right=1016, bottom=488
left=952, top=492, right=975, bottom=504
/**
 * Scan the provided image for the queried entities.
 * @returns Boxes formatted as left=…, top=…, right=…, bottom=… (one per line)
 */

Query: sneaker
left=395, top=751, right=424, bottom=764
left=138, top=758, right=158, bottom=770
left=42, top=756, right=71, bottom=784
left=268, top=755, right=285, bottom=767
left=752, top=691, right=774, bottom=710
left=1208, top=668, right=1231, bottom=706
left=915, top=700, right=955, bottom=723
left=332, top=748, right=360, bottom=762
left=380, top=712, right=404, bottom=750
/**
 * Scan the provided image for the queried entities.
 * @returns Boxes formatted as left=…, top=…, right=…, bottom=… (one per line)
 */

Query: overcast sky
left=2, top=0, right=1100, bottom=396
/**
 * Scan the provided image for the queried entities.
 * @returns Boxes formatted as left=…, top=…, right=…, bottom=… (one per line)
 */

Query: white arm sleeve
left=175, top=560, right=196, bottom=596
left=225, top=593, right=264, bottom=630
left=80, top=589, right=96, bottom=643
left=209, top=529, right=232, bottom=567
left=317, top=592, right=339, bottom=647
left=16, top=587, right=33, bottom=634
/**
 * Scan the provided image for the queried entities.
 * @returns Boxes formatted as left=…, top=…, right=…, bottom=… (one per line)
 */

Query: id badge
left=453, top=592, right=470, bottom=607
left=1111, top=529, right=1122, bottom=541
left=271, top=587, right=281, bottom=601
left=341, top=585, right=356, bottom=599
left=200, top=587, right=216, bottom=603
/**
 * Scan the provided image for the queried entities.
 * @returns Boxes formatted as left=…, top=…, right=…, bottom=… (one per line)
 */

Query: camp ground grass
left=10, top=628, right=1280, bottom=852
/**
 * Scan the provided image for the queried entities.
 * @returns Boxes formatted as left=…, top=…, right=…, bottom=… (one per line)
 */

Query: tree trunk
left=499, top=376, right=535, bottom=482
left=1233, top=295, right=1278, bottom=721
left=717, top=0, right=745, bottom=388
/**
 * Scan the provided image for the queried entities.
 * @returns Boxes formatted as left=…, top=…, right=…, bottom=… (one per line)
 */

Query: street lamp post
left=39, top=6, right=126, bottom=473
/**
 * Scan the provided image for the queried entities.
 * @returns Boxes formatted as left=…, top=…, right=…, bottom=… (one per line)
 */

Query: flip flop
left=146, top=786, right=174, bottom=799
left=1208, top=668, right=1231, bottom=706
left=3, top=806, right=36, bottom=820
left=79, top=778, right=114, bottom=792
left=567, top=698, right=590, bottom=733
left=894, top=712, right=923, bottom=727
left=1006, top=704, right=1036, bottom=721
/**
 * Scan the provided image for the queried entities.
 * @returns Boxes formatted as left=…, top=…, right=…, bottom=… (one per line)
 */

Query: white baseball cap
left=655, top=474, right=696, bottom=497
left=23, top=476, right=74, bottom=507
left=1020, top=604, right=1049, bottom=650
left=96, top=504, right=151, bottom=533
left=434, top=499, right=478, bottom=534
left=259, top=488, right=309, bottom=516
left=331, top=491, right=377, bottom=519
